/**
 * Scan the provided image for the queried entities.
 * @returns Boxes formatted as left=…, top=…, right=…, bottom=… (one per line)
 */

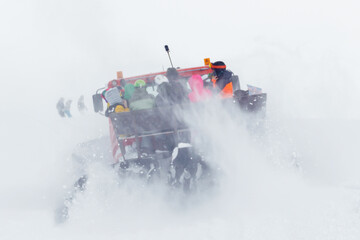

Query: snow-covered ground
left=1, top=105, right=360, bottom=240
left=1, top=0, right=360, bottom=239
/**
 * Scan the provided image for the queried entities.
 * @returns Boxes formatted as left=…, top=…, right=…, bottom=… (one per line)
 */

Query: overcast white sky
left=1, top=1, right=360, bottom=238
left=1, top=0, right=360, bottom=119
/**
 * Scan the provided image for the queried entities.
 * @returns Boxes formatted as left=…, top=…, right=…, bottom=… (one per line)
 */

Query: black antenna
left=164, top=45, right=174, bottom=68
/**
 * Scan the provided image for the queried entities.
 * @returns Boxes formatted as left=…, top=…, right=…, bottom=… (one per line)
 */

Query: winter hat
left=210, top=61, right=226, bottom=77
left=134, top=79, right=146, bottom=88
left=123, top=83, right=135, bottom=100
left=210, top=61, right=226, bottom=69
left=166, top=68, right=179, bottom=82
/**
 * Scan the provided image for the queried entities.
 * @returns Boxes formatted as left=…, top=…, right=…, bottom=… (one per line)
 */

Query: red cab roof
left=107, top=66, right=212, bottom=88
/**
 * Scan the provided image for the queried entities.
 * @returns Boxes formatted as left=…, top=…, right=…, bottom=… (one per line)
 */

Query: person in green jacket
left=123, top=83, right=135, bottom=108
left=128, top=79, right=155, bottom=111
left=125, top=80, right=155, bottom=155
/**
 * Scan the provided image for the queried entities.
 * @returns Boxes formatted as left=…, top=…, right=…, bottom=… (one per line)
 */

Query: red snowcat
left=56, top=59, right=266, bottom=223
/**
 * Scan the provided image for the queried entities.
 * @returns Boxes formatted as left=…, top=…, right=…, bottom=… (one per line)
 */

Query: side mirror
left=92, top=94, right=104, bottom=113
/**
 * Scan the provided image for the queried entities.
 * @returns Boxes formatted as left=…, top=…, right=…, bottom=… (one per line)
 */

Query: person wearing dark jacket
left=154, top=81, right=177, bottom=151
left=155, top=82, right=172, bottom=107
left=165, top=68, right=189, bottom=105
left=165, top=68, right=192, bottom=151
left=210, top=61, right=234, bottom=97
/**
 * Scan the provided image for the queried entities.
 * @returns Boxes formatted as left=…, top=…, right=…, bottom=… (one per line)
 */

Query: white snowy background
left=1, top=0, right=360, bottom=239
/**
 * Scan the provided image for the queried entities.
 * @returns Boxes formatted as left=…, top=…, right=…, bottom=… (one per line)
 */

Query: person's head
left=210, top=61, right=226, bottom=78
left=123, top=83, right=135, bottom=100
left=134, top=79, right=146, bottom=88
left=166, top=68, right=179, bottom=82
left=188, top=74, right=204, bottom=92
left=120, top=79, right=126, bottom=87
left=110, top=79, right=118, bottom=88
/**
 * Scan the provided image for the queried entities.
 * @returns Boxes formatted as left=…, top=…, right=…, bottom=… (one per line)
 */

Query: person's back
left=154, top=75, right=170, bottom=107
left=127, top=80, right=156, bottom=155
left=104, top=87, right=122, bottom=106
left=129, top=79, right=155, bottom=111
left=104, top=87, right=129, bottom=116
left=123, top=83, right=135, bottom=107
left=168, top=81, right=188, bottom=104
left=166, top=68, right=189, bottom=105
left=188, top=74, right=212, bottom=102
left=155, top=82, right=172, bottom=107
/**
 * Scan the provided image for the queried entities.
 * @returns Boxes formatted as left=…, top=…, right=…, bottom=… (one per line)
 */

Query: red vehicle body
left=107, top=66, right=212, bottom=88
left=106, top=66, right=213, bottom=164
left=91, top=64, right=266, bottom=164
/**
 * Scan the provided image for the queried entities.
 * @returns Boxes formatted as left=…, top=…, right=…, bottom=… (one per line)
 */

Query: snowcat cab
left=92, top=61, right=266, bottom=184
left=93, top=63, right=266, bottom=164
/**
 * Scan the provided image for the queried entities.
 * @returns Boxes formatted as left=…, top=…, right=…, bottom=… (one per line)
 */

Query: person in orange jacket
left=210, top=61, right=234, bottom=98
